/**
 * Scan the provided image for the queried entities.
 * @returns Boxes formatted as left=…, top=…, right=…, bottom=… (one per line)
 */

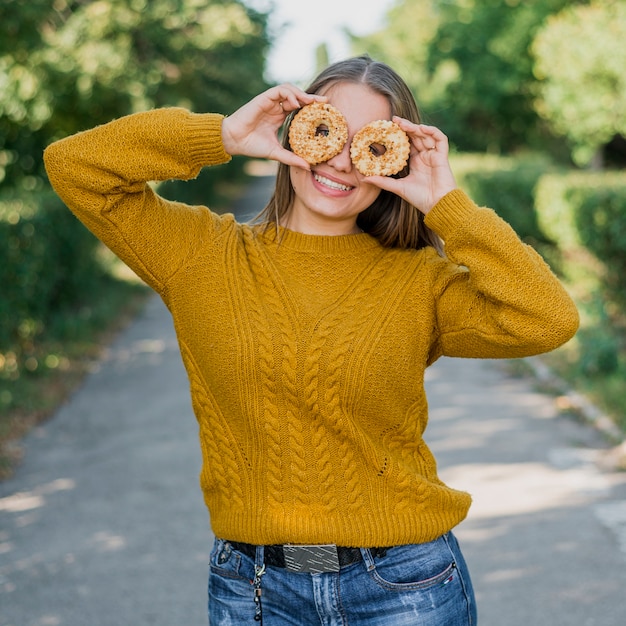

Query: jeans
left=208, top=532, right=477, bottom=625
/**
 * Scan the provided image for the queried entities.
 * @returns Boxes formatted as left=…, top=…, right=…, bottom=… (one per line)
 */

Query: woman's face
left=286, top=82, right=392, bottom=235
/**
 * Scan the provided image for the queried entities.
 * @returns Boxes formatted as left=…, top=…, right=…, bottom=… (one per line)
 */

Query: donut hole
left=368, top=142, right=387, bottom=158
left=315, top=124, right=330, bottom=137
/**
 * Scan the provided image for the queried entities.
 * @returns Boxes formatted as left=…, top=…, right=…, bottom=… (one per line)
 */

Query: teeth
left=314, top=173, right=352, bottom=192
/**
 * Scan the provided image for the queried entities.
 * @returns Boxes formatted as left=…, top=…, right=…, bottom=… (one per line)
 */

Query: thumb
left=269, top=145, right=311, bottom=171
left=363, top=174, right=400, bottom=194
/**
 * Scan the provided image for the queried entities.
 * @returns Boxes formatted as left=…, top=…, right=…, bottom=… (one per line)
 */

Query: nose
left=326, top=138, right=353, bottom=173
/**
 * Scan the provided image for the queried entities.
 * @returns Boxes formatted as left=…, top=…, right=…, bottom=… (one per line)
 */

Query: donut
left=288, top=102, right=348, bottom=165
left=350, top=119, right=410, bottom=177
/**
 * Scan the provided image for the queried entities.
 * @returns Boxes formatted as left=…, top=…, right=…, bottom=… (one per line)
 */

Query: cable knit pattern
left=183, top=344, right=245, bottom=510
left=43, top=107, right=579, bottom=547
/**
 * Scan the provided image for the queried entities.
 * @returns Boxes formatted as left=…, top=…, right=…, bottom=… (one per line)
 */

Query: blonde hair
left=255, top=55, right=443, bottom=253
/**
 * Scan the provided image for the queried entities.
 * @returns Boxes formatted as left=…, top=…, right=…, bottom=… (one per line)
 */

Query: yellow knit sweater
left=44, top=108, right=579, bottom=547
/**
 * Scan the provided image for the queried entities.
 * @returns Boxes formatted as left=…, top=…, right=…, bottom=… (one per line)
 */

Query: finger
left=416, top=125, right=449, bottom=154
left=362, top=174, right=400, bottom=194
left=268, top=145, right=311, bottom=171
left=393, top=118, right=445, bottom=153
left=273, top=85, right=327, bottom=114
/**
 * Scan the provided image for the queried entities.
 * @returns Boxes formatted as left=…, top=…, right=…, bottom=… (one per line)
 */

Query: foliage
left=355, top=0, right=579, bottom=155
left=0, top=184, right=151, bottom=472
left=0, top=187, right=151, bottom=450
left=0, top=1, right=272, bottom=472
left=349, top=0, right=442, bottom=114
left=451, top=152, right=552, bottom=244
left=572, top=178, right=626, bottom=289
left=0, top=190, right=104, bottom=349
left=0, top=0, right=272, bottom=372
left=534, top=173, right=583, bottom=250
left=0, top=0, right=272, bottom=190
left=535, top=171, right=626, bottom=270
left=545, top=268, right=626, bottom=427
left=453, top=157, right=626, bottom=427
left=533, top=170, right=626, bottom=404
left=0, top=273, right=149, bottom=478
left=532, top=0, right=626, bottom=166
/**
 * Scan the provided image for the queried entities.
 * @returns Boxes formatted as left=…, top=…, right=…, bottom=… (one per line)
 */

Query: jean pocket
left=366, top=540, right=457, bottom=592
left=209, top=539, right=246, bottom=581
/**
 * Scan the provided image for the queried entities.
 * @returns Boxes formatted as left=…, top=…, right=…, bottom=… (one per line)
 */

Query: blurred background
left=1, top=0, right=625, bottom=477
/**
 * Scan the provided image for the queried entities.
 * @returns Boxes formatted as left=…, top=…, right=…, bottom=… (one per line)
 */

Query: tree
left=354, top=0, right=581, bottom=154
left=532, top=0, right=626, bottom=167
left=0, top=0, right=272, bottom=191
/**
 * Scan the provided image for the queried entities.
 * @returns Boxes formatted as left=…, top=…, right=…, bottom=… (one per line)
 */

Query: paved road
left=2, top=174, right=626, bottom=625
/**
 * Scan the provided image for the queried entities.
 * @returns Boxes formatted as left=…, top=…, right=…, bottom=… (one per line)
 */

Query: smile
left=313, top=173, right=354, bottom=192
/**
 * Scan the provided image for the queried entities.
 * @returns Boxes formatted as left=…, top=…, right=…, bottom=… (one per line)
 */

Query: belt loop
left=253, top=546, right=266, bottom=622
left=360, top=547, right=377, bottom=572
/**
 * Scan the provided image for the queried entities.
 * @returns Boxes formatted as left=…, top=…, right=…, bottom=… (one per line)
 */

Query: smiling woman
left=286, top=82, right=394, bottom=235
left=253, top=55, right=449, bottom=249
left=43, top=53, right=578, bottom=625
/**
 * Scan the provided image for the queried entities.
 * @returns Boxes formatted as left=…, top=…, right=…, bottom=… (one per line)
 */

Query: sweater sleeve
left=424, top=189, right=579, bottom=361
left=43, top=108, right=232, bottom=293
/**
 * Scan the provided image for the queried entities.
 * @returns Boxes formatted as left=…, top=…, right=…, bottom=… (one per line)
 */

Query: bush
left=0, top=188, right=150, bottom=438
left=451, top=153, right=553, bottom=244
left=535, top=171, right=626, bottom=299
left=531, top=169, right=626, bottom=430
left=0, top=190, right=104, bottom=348
left=571, top=176, right=626, bottom=291
left=453, top=160, right=626, bottom=428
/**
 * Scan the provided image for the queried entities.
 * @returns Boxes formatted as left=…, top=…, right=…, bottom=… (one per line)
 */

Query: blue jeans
left=208, top=532, right=477, bottom=625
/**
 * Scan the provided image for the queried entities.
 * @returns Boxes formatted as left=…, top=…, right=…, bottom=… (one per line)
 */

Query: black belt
left=229, top=541, right=388, bottom=573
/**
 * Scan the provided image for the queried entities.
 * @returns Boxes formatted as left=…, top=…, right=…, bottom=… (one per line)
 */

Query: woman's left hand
left=365, top=119, right=457, bottom=215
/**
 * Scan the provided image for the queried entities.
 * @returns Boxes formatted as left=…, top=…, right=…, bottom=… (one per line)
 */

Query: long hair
left=254, top=55, right=443, bottom=253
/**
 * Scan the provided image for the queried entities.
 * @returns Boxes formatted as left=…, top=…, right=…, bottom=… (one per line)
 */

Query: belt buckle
left=282, top=544, right=341, bottom=573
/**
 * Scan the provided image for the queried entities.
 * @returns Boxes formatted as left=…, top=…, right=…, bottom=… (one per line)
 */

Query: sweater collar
left=252, top=223, right=381, bottom=254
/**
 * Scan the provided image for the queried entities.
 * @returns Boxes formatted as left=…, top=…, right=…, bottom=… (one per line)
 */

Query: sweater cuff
left=185, top=112, right=232, bottom=169
left=423, top=189, right=479, bottom=239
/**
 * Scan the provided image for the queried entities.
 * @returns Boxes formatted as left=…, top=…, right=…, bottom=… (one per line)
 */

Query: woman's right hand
left=221, top=84, right=325, bottom=169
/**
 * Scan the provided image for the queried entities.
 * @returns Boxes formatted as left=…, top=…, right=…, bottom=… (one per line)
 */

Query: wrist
left=220, top=116, right=237, bottom=156
left=424, top=189, right=475, bottom=234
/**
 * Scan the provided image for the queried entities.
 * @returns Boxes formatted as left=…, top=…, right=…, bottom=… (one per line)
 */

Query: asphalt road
left=1, top=173, right=626, bottom=625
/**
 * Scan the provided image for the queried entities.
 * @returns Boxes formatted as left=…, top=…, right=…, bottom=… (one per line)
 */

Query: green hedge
left=535, top=168, right=626, bottom=408
left=535, top=171, right=626, bottom=297
left=0, top=191, right=104, bottom=348
left=452, top=154, right=626, bottom=296
left=452, top=154, right=626, bottom=390
left=451, top=153, right=552, bottom=244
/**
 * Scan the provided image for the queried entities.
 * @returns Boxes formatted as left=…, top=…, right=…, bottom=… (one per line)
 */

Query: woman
left=44, top=55, right=579, bottom=625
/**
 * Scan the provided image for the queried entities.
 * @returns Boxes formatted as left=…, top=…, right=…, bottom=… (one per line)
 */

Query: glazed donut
left=350, top=120, right=410, bottom=177
left=288, top=102, right=348, bottom=165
